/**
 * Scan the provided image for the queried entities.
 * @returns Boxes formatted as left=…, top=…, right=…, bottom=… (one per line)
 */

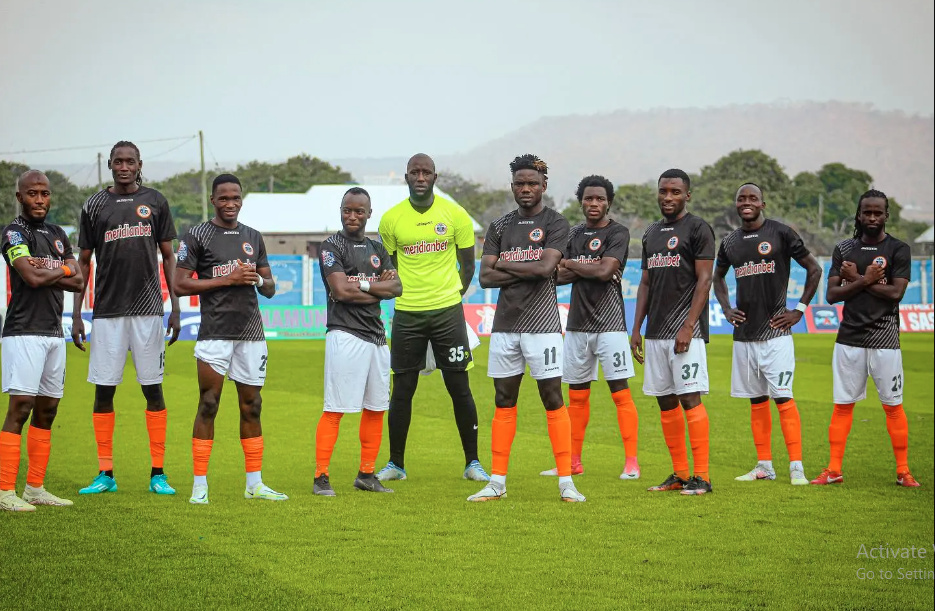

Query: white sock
left=759, top=460, right=774, bottom=471
left=490, top=474, right=506, bottom=486
left=789, top=460, right=803, bottom=471
left=24, top=484, right=42, bottom=493
left=246, top=471, right=262, bottom=488
left=193, top=475, right=207, bottom=487
left=558, top=476, right=573, bottom=486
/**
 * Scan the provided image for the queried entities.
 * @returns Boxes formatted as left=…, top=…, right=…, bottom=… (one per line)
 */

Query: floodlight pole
left=97, top=152, right=103, bottom=191
left=199, top=130, right=208, bottom=222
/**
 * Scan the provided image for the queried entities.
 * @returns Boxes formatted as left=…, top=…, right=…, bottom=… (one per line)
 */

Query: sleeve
left=175, top=231, right=200, bottom=271
left=155, top=193, right=177, bottom=242
left=715, top=240, right=730, bottom=270
left=544, top=213, right=569, bottom=256
left=378, top=213, right=396, bottom=255
left=784, top=225, right=810, bottom=261
left=2, top=227, right=31, bottom=263
left=60, top=229, right=75, bottom=260
left=890, top=242, right=911, bottom=280
left=482, top=221, right=501, bottom=257
left=318, top=239, right=346, bottom=281
left=255, top=233, right=270, bottom=269
left=692, top=220, right=716, bottom=260
left=829, top=244, right=844, bottom=278
left=78, top=207, right=94, bottom=251
left=640, top=232, right=649, bottom=270
left=375, top=241, right=396, bottom=272
left=454, top=206, right=476, bottom=249
left=604, top=225, right=629, bottom=266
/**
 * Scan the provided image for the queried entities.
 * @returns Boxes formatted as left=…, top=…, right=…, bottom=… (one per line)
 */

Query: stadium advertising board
left=804, top=304, right=934, bottom=334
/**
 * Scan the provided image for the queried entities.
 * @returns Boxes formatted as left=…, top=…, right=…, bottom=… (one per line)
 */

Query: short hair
left=15, top=170, right=49, bottom=192
left=212, top=173, right=241, bottom=194
left=342, top=186, right=371, bottom=203
left=658, top=168, right=690, bottom=190
left=575, top=175, right=615, bottom=203
left=510, top=154, right=548, bottom=175
left=853, top=188, right=889, bottom=239
left=736, top=182, right=764, bottom=200
left=109, top=140, right=143, bottom=186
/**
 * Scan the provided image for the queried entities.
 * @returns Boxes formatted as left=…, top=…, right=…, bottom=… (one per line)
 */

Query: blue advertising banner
left=267, top=255, right=304, bottom=306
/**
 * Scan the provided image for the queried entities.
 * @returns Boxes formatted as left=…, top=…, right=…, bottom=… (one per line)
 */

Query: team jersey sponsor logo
left=529, top=228, right=544, bottom=242
left=588, top=238, right=602, bottom=251
left=211, top=260, right=244, bottom=278
left=346, top=272, right=379, bottom=282
left=667, top=236, right=679, bottom=249
left=54, top=239, right=65, bottom=254
left=402, top=240, right=448, bottom=255
left=758, top=241, right=772, bottom=255
left=104, top=222, right=152, bottom=243
left=647, top=252, right=681, bottom=268
left=31, top=255, right=64, bottom=270
left=434, top=223, right=447, bottom=236
left=321, top=250, right=335, bottom=267
left=501, top=246, right=543, bottom=262
left=873, top=256, right=887, bottom=268
left=6, top=230, right=23, bottom=246
left=177, top=240, right=188, bottom=261
left=571, top=254, right=602, bottom=264
left=242, top=242, right=254, bottom=256
left=370, top=254, right=381, bottom=268
left=735, top=260, right=776, bottom=278
left=136, top=205, right=152, bottom=219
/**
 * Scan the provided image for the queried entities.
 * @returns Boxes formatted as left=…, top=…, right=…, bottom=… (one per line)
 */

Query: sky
left=1, top=0, right=933, bottom=168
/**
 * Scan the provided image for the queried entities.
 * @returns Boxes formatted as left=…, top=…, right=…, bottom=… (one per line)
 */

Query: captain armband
left=7, top=244, right=31, bottom=262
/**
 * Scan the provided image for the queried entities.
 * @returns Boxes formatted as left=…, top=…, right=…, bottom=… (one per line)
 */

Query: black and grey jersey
left=1, top=217, right=73, bottom=338
left=641, top=213, right=716, bottom=341
left=716, top=219, right=810, bottom=342
left=831, top=236, right=910, bottom=350
left=177, top=221, right=268, bottom=341
left=78, top=186, right=176, bottom=318
left=483, top=207, right=569, bottom=334
left=565, top=220, right=629, bottom=333
left=318, top=232, right=394, bottom=346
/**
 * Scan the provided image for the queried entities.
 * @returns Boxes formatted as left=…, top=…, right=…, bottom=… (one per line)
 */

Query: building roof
left=915, top=225, right=934, bottom=244
left=239, top=185, right=482, bottom=234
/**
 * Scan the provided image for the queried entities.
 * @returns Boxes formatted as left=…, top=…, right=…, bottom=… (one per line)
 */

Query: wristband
left=794, top=302, right=807, bottom=313
left=255, top=275, right=264, bottom=288
left=359, top=280, right=371, bottom=293
left=62, top=264, right=73, bottom=277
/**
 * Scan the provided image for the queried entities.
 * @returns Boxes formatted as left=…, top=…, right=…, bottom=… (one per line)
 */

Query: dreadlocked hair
left=109, top=140, right=144, bottom=186
left=576, top=175, right=615, bottom=203
left=509, top=154, right=548, bottom=175
left=853, top=188, right=888, bottom=239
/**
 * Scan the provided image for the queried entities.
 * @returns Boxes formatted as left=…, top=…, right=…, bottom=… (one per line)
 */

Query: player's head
left=735, top=182, right=764, bottom=222
left=108, top=141, right=143, bottom=188
left=510, top=154, right=548, bottom=210
left=405, top=154, right=436, bottom=201
left=210, top=174, right=243, bottom=224
left=341, top=186, right=372, bottom=237
left=15, top=170, right=52, bottom=223
left=576, top=175, right=614, bottom=224
left=854, top=189, right=889, bottom=239
left=657, top=168, right=691, bottom=220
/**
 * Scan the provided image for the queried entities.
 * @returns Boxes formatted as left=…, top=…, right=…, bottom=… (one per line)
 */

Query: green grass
left=2, top=334, right=933, bottom=610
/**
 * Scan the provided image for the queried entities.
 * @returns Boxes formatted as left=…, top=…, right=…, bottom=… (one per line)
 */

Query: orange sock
left=828, top=403, right=855, bottom=473
left=750, top=400, right=772, bottom=461
left=777, top=399, right=802, bottom=462
left=883, top=403, right=909, bottom=473
left=359, top=409, right=384, bottom=474
left=315, top=412, right=343, bottom=477
left=686, top=404, right=710, bottom=481
left=0, top=431, right=21, bottom=491
left=93, top=412, right=115, bottom=471
left=145, top=409, right=167, bottom=469
left=192, top=438, right=214, bottom=477
left=490, top=407, right=517, bottom=476
left=546, top=406, right=573, bottom=477
left=567, top=389, right=590, bottom=460
left=241, top=435, right=263, bottom=473
left=659, top=407, right=689, bottom=480
left=26, top=426, right=52, bottom=488
left=611, top=388, right=639, bottom=458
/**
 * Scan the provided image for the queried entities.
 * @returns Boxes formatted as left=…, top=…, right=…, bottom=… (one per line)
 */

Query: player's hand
left=26, top=256, right=42, bottom=268
left=864, top=263, right=886, bottom=284
left=227, top=261, right=256, bottom=286
left=166, top=310, right=181, bottom=346
left=379, top=269, right=397, bottom=282
left=674, top=323, right=693, bottom=354
left=769, top=309, right=802, bottom=331
left=71, top=316, right=86, bottom=351
left=839, top=261, right=860, bottom=282
left=724, top=307, right=746, bottom=326
left=630, top=332, right=644, bottom=365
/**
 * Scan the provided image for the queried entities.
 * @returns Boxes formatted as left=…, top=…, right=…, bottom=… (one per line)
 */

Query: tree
left=0, top=161, right=30, bottom=221
left=235, top=154, right=352, bottom=193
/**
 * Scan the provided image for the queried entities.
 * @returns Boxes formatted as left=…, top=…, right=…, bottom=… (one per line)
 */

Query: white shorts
left=731, top=336, right=796, bottom=399
left=324, top=330, right=390, bottom=413
left=832, top=344, right=904, bottom=406
left=195, top=340, right=269, bottom=387
left=88, top=316, right=165, bottom=386
left=642, top=338, right=709, bottom=397
left=562, top=331, right=635, bottom=384
left=487, top=332, right=563, bottom=380
left=1, top=335, right=67, bottom=398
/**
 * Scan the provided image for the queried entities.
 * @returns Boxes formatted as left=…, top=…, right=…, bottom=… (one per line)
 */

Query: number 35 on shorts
left=448, top=345, right=467, bottom=362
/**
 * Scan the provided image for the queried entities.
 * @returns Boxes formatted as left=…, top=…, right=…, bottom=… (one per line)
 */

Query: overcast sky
left=1, top=0, right=932, bottom=167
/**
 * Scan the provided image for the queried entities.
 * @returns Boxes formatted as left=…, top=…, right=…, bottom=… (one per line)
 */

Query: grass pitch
left=2, top=334, right=933, bottom=610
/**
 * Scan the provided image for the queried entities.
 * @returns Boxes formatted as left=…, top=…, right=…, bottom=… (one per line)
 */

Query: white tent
left=914, top=225, right=934, bottom=244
